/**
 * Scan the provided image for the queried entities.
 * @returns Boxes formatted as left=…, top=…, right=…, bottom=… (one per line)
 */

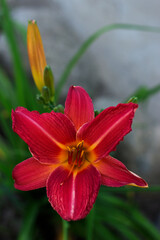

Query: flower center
left=67, top=141, right=85, bottom=168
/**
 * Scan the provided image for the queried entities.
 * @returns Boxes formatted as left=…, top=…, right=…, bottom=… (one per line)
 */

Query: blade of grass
left=113, top=222, right=139, bottom=240
left=14, top=21, right=27, bottom=44
left=55, top=23, right=160, bottom=102
left=95, top=224, right=118, bottom=240
left=0, top=112, right=17, bottom=147
left=0, top=90, right=12, bottom=112
left=95, top=206, right=140, bottom=240
left=131, top=208, right=160, bottom=240
left=98, top=192, right=160, bottom=239
left=0, top=68, right=17, bottom=111
left=1, top=0, right=37, bottom=109
left=1, top=0, right=26, bottom=105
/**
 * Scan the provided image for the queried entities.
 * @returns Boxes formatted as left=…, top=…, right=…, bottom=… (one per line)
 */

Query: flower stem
left=86, top=206, right=95, bottom=240
left=62, top=219, right=69, bottom=240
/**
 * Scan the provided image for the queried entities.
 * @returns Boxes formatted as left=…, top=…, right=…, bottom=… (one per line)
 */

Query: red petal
left=77, top=103, right=138, bottom=159
left=47, top=164, right=101, bottom=221
left=12, top=157, right=56, bottom=191
left=12, top=107, right=76, bottom=164
left=64, top=86, right=94, bottom=130
left=94, top=155, right=148, bottom=187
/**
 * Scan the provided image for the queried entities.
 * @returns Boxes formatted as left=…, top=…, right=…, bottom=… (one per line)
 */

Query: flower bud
left=27, top=20, right=47, bottom=92
left=127, top=96, right=138, bottom=104
left=54, top=104, right=64, bottom=113
left=44, top=65, right=55, bottom=100
left=42, top=86, right=50, bottom=103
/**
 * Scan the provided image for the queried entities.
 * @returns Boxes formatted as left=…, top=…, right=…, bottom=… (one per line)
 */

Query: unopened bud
left=44, top=65, right=55, bottom=100
left=54, top=104, right=64, bottom=113
left=127, top=96, right=138, bottom=104
left=27, top=20, right=47, bottom=92
left=42, top=86, right=50, bottom=103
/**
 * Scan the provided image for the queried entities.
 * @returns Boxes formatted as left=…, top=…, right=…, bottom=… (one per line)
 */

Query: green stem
left=55, top=23, right=160, bottom=102
left=86, top=207, right=95, bottom=240
left=62, top=219, right=69, bottom=240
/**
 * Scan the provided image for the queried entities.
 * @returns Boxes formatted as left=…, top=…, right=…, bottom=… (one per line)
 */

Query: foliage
left=0, top=0, right=160, bottom=239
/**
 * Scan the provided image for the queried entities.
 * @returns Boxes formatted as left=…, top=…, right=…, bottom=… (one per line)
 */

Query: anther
left=67, top=141, right=85, bottom=167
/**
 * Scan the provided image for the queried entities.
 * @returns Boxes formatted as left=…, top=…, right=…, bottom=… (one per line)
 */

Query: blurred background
left=1, top=0, right=160, bottom=239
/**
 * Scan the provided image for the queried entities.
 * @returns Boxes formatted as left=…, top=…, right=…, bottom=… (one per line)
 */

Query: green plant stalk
left=62, top=219, right=69, bottom=240
left=55, top=23, right=160, bottom=102
left=86, top=206, right=95, bottom=240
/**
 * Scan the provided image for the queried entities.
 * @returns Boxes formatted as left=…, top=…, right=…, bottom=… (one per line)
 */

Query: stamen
left=67, top=141, right=85, bottom=168
left=60, top=160, right=77, bottom=186
left=61, top=141, right=86, bottom=185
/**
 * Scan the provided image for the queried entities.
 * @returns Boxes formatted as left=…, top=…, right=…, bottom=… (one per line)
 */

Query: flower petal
left=12, top=107, right=76, bottom=164
left=77, top=103, right=138, bottom=159
left=27, top=20, right=47, bottom=92
left=64, top=86, right=94, bottom=130
left=94, top=155, right=148, bottom=187
left=47, top=164, right=101, bottom=221
left=12, top=157, right=56, bottom=191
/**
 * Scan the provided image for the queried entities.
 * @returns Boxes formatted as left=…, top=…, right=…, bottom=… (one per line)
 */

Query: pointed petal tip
left=27, top=20, right=47, bottom=91
left=94, top=156, right=148, bottom=188
left=128, top=181, right=148, bottom=188
left=127, top=170, right=148, bottom=188
left=65, top=86, right=94, bottom=130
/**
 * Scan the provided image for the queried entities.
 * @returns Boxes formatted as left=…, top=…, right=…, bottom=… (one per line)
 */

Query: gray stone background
left=1, top=1, right=160, bottom=188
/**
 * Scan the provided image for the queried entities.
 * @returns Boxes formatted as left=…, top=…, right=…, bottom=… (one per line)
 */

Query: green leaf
left=55, top=23, right=160, bottom=102
left=0, top=112, right=17, bottom=147
left=1, top=0, right=26, bottom=105
left=0, top=0, right=37, bottom=109
left=113, top=222, right=139, bottom=240
left=0, top=68, right=17, bottom=111
left=96, top=191, right=160, bottom=239
left=126, top=85, right=160, bottom=103
left=14, top=21, right=27, bottom=44
left=95, top=224, right=118, bottom=240
left=131, top=208, right=160, bottom=240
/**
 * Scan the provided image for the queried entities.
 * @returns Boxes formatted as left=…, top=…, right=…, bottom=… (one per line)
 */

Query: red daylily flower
left=12, top=86, right=148, bottom=221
